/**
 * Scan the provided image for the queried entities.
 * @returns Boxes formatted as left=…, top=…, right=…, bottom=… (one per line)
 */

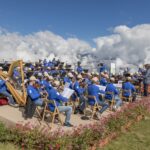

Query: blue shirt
left=13, top=69, right=20, bottom=78
left=122, top=82, right=136, bottom=97
left=77, top=66, right=83, bottom=73
left=0, top=79, right=7, bottom=93
left=99, top=65, right=107, bottom=73
left=105, top=83, right=119, bottom=100
left=70, top=81, right=83, bottom=97
left=84, top=78, right=92, bottom=85
left=88, top=84, right=101, bottom=105
left=100, top=77, right=107, bottom=86
left=41, top=80, right=53, bottom=95
left=27, top=85, right=41, bottom=101
left=48, top=88, right=68, bottom=112
left=63, top=77, right=71, bottom=84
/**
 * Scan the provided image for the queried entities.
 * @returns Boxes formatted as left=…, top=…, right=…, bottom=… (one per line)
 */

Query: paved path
left=0, top=95, right=144, bottom=132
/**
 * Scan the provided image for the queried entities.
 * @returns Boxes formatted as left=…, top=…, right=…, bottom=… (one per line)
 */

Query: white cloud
left=0, top=30, right=92, bottom=64
left=0, top=24, right=150, bottom=70
left=94, top=24, right=150, bottom=65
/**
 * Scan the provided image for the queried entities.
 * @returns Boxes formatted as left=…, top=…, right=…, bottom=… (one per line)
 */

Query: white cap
left=95, top=72, right=99, bottom=75
left=29, top=76, right=37, bottom=81
left=126, top=77, right=132, bottom=80
left=3, top=71, right=7, bottom=74
left=49, top=76, right=53, bottom=80
left=68, top=72, right=74, bottom=78
left=44, top=72, right=49, bottom=77
left=87, top=73, right=92, bottom=76
left=0, top=66, right=3, bottom=70
left=54, top=80, right=60, bottom=86
left=92, top=77, right=99, bottom=82
left=38, top=72, right=42, bottom=76
left=77, top=74, right=82, bottom=79
left=24, top=79, right=28, bottom=84
left=110, top=77, right=115, bottom=82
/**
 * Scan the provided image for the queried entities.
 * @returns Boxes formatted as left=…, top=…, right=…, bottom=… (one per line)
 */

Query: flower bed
left=0, top=98, right=150, bottom=150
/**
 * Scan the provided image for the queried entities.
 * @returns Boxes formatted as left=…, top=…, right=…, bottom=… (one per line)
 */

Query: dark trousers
left=24, top=97, right=36, bottom=118
left=144, top=84, right=148, bottom=96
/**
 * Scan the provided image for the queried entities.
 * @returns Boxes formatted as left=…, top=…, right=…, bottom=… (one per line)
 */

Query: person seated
left=27, top=76, right=44, bottom=106
left=83, top=72, right=92, bottom=86
left=47, top=80, right=73, bottom=127
left=122, top=77, right=136, bottom=101
left=0, top=78, right=18, bottom=107
left=100, top=72, right=109, bottom=86
left=105, top=78, right=122, bottom=110
left=77, top=62, right=83, bottom=74
left=143, top=64, right=150, bottom=96
left=69, top=75, right=83, bottom=101
left=13, top=67, right=22, bottom=85
left=40, top=73, right=53, bottom=94
left=63, top=72, right=73, bottom=85
left=88, top=77, right=109, bottom=115
left=71, top=75, right=87, bottom=114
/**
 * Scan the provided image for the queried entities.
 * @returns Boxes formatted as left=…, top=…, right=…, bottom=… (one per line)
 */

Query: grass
left=0, top=143, right=20, bottom=150
left=100, top=117, right=150, bottom=150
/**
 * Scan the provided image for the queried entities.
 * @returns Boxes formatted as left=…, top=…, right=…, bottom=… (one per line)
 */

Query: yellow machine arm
left=0, top=60, right=27, bottom=105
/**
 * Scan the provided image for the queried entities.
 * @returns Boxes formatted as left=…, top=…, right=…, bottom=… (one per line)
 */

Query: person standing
left=143, top=64, right=150, bottom=96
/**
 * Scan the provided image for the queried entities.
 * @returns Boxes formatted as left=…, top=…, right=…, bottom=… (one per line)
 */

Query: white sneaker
left=112, top=105, right=117, bottom=111
left=94, top=112, right=101, bottom=120
left=9, top=103, right=19, bottom=108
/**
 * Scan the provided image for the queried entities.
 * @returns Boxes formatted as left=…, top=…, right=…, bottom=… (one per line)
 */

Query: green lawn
left=101, top=117, right=150, bottom=150
left=0, top=143, right=20, bottom=150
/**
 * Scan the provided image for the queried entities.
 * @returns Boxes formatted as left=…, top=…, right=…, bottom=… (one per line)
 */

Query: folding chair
left=121, top=89, right=133, bottom=102
left=68, top=92, right=79, bottom=113
left=105, top=91, right=115, bottom=111
left=135, top=85, right=142, bottom=96
left=35, top=93, right=48, bottom=120
left=87, top=95, right=101, bottom=119
left=42, top=99, right=63, bottom=127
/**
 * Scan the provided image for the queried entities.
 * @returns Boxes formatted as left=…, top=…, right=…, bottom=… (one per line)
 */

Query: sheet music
left=114, top=84, right=122, bottom=88
left=96, top=85, right=106, bottom=91
left=61, top=88, right=74, bottom=99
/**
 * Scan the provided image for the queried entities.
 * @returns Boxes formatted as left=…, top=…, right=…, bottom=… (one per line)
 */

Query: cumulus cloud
left=94, top=24, right=150, bottom=65
left=0, top=24, right=150, bottom=71
left=0, top=29, right=91, bottom=65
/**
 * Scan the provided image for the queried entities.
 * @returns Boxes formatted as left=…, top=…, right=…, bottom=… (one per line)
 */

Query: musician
left=88, top=77, right=109, bottom=114
left=0, top=78, right=18, bottom=107
left=143, top=64, right=150, bottom=96
left=105, top=78, right=122, bottom=110
left=122, top=77, right=136, bottom=101
left=27, top=76, right=44, bottom=106
left=47, top=80, right=73, bottom=127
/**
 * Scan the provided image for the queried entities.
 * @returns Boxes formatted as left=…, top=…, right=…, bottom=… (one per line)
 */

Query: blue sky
left=0, top=0, right=150, bottom=42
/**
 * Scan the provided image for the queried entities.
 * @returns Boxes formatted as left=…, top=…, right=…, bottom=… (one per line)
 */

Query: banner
left=110, top=63, right=116, bottom=75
